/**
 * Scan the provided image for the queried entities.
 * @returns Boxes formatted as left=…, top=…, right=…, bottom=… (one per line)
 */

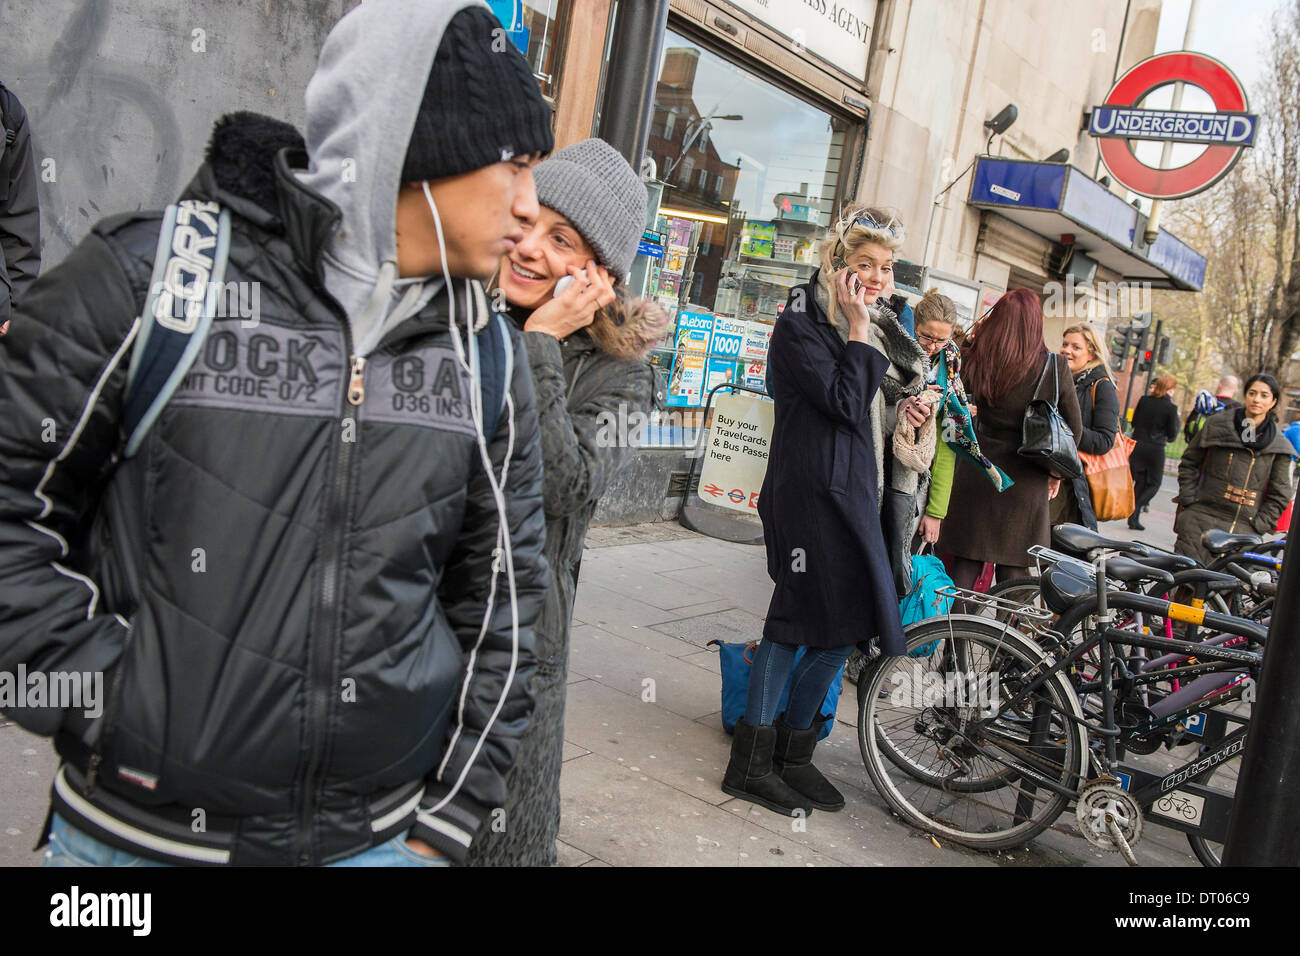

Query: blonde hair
left=817, top=203, right=904, bottom=328
left=1062, top=322, right=1112, bottom=381
left=914, top=288, right=957, bottom=330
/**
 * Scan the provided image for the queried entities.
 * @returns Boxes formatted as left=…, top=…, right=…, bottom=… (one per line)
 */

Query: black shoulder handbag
left=1018, top=354, right=1082, bottom=479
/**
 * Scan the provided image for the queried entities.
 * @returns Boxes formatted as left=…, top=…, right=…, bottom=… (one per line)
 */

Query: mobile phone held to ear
left=832, top=257, right=863, bottom=295
left=554, top=269, right=587, bottom=298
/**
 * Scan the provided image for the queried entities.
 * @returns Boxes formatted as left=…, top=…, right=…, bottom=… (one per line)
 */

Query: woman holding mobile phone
left=724, top=204, right=907, bottom=816
left=471, top=138, right=669, bottom=866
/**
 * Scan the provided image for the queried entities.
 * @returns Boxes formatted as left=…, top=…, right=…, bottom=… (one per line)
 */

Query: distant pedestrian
left=1128, top=375, right=1180, bottom=531
left=0, top=80, right=41, bottom=335
left=1175, top=373, right=1293, bottom=562
left=469, top=138, right=667, bottom=866
left=1215, top=375, right=1242, bottom=411
left=728, top=204, right=906, bottom=817
left=937, top=289, right=1082, bottom=588
left=1051, top=322, right=1119, bottom=530
left=1183, top=375, right=1240, bottom=443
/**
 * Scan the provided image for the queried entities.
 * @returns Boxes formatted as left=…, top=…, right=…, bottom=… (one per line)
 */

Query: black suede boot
left=722, top=718, right=815, bottom=816
left=772, top=714, right=845, bottom=811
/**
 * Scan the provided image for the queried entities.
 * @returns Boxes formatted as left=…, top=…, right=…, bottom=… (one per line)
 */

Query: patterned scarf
left=936, top=345, right=1014, bottom=492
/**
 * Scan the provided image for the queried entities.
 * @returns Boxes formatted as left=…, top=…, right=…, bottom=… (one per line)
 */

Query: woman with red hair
left=937, top=289, right=1082, bottom=588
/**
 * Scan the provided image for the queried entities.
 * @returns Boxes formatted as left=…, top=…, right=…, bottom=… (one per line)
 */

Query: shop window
left=487, top=0, right=570, bottom=100
left=633, top=29, right=860, bottom=447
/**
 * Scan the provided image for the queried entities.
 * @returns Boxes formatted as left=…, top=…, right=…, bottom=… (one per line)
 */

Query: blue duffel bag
left=708, top=640, right=843, bottom=741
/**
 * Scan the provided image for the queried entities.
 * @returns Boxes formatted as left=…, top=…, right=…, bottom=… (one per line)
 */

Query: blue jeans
left=744, top=639, right=854, bottom=729
left=41, top=812, right=450, bottom=867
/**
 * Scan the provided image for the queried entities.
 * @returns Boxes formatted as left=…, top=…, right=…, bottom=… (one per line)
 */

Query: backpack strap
left=467, top=280, right=510, bottom=440
left=123, top=200, right=231, bottom=457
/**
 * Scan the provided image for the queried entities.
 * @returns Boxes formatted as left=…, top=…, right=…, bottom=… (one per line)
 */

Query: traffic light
left=1136, top=347, right=1154, bottom=374
left=1156, top=334, right=1172, bottom=365
left=1110, top=325, right=1131, bottom=371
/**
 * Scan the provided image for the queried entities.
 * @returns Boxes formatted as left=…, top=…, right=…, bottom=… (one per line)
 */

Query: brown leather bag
left=1078, top=381, right=1136, bottom=521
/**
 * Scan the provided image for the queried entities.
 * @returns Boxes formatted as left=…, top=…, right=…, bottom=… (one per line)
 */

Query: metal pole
left=1222, top=511, right=1300, bottom=864
left=1143, top=318, right=1163, bottom=396
left=596, top=0, right=670, bottom=170
left=1143, top=0, right=1200, bottom=243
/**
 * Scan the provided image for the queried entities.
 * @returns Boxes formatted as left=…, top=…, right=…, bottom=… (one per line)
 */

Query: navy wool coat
left=757, top=276, right=907, bottom=655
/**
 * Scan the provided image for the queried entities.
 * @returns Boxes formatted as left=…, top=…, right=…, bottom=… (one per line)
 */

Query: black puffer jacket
left=0, top=116, right=549, bottom=865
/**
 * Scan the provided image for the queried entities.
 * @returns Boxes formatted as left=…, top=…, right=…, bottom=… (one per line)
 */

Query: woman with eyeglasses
left=725, top=203, right=907, bottom=817
left=906, top=290, right=1010, bottom=549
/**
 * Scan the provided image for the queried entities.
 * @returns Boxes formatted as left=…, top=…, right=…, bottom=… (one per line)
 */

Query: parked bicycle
left=857, top=561, right=1262, bottom=867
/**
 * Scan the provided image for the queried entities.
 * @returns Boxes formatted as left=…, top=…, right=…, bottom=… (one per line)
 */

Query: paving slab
left=570, top=581, right=734, bottom=643
left=557, top=751, right=844, bottom=867
left=0, top=721, right=58, bottom=868
left=555, top=839, right=593, bottom=867
left=569, top=623, right=723, bottom=722
left=563, top=679, right=731, bottom=805
left=649, top=606, right=767, bottom=652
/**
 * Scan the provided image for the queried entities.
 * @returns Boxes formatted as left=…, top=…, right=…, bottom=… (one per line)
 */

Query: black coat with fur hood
left=465, top=303, right=657, bottom=866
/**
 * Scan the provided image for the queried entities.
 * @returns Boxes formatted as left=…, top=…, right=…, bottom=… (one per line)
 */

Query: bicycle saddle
left=1132, top=552, right=1198, bottom=573
left=1104, top=556, right=1175, bottom=586
left=1040, top=565, right=1094, bottom=614
left=1201, top=529, right=1262, bottom=554
left=1051, top=523, right=1150, bottom=557
left=1170, top=568, right=1242, bottom=593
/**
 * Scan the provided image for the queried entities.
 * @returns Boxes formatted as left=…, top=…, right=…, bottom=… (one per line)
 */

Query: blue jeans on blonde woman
left=744, top=639, right=854, bottom=729
left=722, top=638, right=852, bottom=815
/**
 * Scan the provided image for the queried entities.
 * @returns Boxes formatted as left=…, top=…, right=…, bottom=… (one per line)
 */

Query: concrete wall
left=859, top=0, right=1158, bottom=281
left=0, top=0, right=355, bottom=266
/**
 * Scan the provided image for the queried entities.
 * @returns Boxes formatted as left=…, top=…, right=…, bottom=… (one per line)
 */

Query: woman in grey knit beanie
left=465, top=138, right=668, bottom=867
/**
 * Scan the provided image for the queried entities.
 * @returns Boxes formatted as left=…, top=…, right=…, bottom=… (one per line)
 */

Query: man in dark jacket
left=0, top=0, right=552, bottom=866
left=0, top=81, right=41, bottom=335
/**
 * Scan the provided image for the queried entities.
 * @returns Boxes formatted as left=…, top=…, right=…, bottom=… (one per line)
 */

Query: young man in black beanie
left=0, top=0, right=554, bottom=866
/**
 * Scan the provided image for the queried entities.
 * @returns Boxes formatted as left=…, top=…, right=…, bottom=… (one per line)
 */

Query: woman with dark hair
left=1052, top=322, right=1119, bottom=530
left=469, top=138, right=669, bottom=866
left=937, top=289, right=1082, bottom=588
left=1175, top=372, right=1293, bottom=562
left=1128, top=374, right=1181, bottom=530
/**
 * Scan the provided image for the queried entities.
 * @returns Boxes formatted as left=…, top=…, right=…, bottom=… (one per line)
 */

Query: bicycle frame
left=936, top=591, right=1262, bottom=807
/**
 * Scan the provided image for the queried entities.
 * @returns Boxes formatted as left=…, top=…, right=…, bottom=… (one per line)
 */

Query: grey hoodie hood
left=297, top=0, right=486, bottom=355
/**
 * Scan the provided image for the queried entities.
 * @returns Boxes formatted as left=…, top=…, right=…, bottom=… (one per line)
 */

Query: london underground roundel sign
left=1090, top=52, right=1257, bottom=200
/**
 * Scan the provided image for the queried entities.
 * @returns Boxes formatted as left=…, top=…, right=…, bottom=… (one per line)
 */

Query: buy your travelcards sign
left=1089, top=51, right=1257, bottom=200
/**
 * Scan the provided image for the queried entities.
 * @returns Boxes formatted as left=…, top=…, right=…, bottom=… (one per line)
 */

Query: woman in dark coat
left=1128, top=375, right=1181, bottom=530
left=937, top=289, right=1082, bottom=586
left=1052, top=323, right=1119, bottom=530
left=724, top=206, right=908, bottom=818
left=1175, top=373, right=1293, bottom=563
left=466, top=139, right=667, bottom=866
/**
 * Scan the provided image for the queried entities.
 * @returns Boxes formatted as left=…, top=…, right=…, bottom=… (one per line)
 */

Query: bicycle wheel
left=983, top=577, right=1049, bottom=632
left=858, top=616, right=1088, bottom=851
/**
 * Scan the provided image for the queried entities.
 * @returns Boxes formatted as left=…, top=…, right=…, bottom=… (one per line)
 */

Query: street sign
left=1091, top=52, right=1256, bottom=200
